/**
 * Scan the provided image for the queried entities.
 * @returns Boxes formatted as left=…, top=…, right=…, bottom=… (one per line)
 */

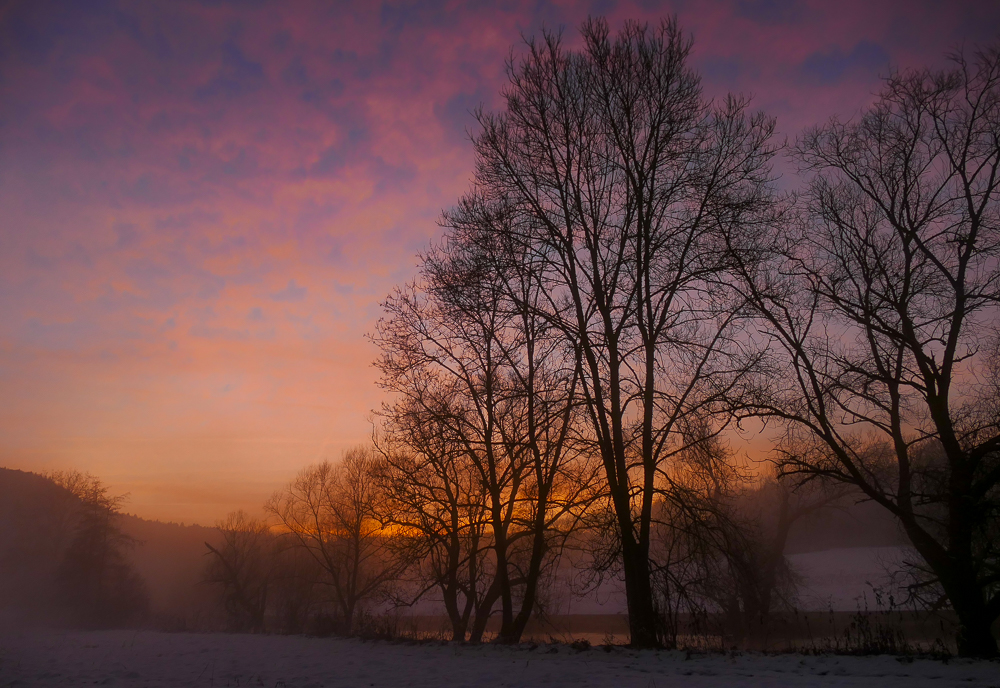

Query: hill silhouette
left=0, top=467, right=222, bottom=629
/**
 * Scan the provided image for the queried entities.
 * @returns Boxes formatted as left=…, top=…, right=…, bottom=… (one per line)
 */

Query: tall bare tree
left=732, top=45, right=1000, bottom=656
left=439, top=201, right=600, bottom=643
left=468, top=17, right=778, bottom=646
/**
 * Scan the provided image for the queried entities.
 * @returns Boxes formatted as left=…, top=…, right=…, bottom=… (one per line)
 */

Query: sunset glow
left=2, top=0, right=997, bottom=525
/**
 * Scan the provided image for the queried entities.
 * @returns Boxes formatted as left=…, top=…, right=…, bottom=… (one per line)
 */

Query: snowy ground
left=1, top=630, right=997, bottom=688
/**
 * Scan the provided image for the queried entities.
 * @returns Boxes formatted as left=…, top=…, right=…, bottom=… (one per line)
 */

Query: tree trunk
left=468, top=579, right=502, bottom=643
left=943, top=572, right=998, bottom=658
left=442, top=582, right=468, bottom=642
left=903, top=516, right=999, bottom=658
left=954, top=607, right=998, bottom=658
left=621, top=538, right=658, bottom=647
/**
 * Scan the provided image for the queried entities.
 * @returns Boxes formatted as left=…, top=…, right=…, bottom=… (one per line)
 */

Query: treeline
left=207, top=17, right=1000, bottom=656
left=203, top=449, right=399, bottom=636
left=203, top=445, right=836, bottom=646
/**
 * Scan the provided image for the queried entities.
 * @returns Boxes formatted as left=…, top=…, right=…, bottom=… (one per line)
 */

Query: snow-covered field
left=1, top=630, right=997, bottom=688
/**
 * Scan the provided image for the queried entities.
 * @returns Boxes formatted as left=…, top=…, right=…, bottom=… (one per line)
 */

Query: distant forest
left=0, top=461, right=912, bottom=642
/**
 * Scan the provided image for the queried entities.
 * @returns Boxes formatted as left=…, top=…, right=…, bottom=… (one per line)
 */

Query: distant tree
left=706, top=470, right=841, bottom=646
left=268, top=536, right=324, bottom=634
left=204, top=510, right=276, bottom=632
left=729, top=473, right=841, bottom=630
left=48, top=471, right=149, bottom=627
left=732, top=44, right=1000, bottom=657
left=266, top=448, right=401, bottom=635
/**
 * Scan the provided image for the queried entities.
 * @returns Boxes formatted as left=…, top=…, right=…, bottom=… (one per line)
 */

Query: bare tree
left=732, top=473, right=841, bottom=626
left=468, top=17, right=778, bottom=646
left=438, top=204, right=601, bottom=643
left=641, top=429, right=751, bottom=646
left=47, top=470, right=149, bottom=627
left=204, top=510, right=276, bottom=632
left=268, top=534, right=324, bottom=633
left=374, top=217, right=598, bottom=643
left=266, top=448, right=400, bottom=635
left=732, top=45, right=1000, bottom=656
left=374, top=427, right=493, bottom=641
left=707, top=470, right=841, bottom=645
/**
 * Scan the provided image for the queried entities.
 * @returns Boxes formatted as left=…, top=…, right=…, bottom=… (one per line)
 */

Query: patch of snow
left=1, top=629, right=995, bottom=688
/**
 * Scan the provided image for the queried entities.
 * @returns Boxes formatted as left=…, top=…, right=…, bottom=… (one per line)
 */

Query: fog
left=0, top=465, right=922, bottom=646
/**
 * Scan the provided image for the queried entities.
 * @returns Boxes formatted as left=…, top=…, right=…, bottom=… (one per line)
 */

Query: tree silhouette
left=266, top=448, right=401, bottom=635
left=732, top=44, right=1000, bottom=657
left=462, top=17, right=778, bottom=646
left=49, top=471, right=149, bottom=628
left=204, top=510, right=277, bottom=632
left=375, top=203, right=599, bottom=642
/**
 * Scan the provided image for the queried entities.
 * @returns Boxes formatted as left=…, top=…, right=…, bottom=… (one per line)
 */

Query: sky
left=1, top=0, right=998, bottom=525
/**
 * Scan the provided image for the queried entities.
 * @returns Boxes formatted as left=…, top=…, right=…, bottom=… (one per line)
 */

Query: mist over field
left=0, top=465, right=984, bottom=685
